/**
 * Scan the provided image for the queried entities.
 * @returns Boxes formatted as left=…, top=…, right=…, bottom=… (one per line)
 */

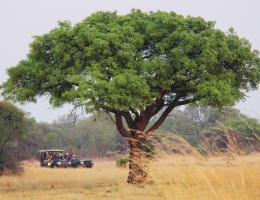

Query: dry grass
left=150, top=154, right=260, bottom=200
left=0, top=154, right=260, bottom=200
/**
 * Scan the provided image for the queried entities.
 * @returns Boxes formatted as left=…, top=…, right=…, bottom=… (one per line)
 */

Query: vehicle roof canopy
left=39, top=149, right=64, bottom=153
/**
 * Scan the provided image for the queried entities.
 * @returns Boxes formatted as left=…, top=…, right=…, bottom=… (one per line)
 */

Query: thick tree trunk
left=127, top=139, right=147, bottom=184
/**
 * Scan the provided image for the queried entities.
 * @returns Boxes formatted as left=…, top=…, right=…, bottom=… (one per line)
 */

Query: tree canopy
left=1, top=9, right=260, bottom=183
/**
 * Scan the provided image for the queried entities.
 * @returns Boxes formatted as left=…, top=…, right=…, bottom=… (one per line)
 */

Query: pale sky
left=0, top=0, right=260, bottom=123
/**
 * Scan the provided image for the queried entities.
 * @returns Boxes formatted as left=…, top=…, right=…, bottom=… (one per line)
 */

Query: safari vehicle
left=39, top=149, right=94, bottom=168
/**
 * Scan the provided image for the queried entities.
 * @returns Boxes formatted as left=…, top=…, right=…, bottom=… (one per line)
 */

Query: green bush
left=116, top=157, right=129, bottom=168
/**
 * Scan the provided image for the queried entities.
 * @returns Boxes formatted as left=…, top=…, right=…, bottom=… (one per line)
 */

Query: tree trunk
left=127, top=139, right=147, bottom=184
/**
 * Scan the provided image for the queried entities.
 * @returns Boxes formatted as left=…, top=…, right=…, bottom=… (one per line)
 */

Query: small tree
left=1, top=10, right=260, bottom=183
left=0, top=101, right=27, bottom=175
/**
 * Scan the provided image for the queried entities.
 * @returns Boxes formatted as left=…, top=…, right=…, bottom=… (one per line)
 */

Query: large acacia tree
left=1, top=10, right=260, bottom=183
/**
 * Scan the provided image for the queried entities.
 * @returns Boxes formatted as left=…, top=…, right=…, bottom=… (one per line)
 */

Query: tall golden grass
left=0, top=153, right=259, bottom=200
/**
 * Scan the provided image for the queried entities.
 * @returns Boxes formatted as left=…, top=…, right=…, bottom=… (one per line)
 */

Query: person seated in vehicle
left=56, top=152, right=63, bottom=159
left=40, top=153, right=44, bottom=162
left=71, top=154, right=76, bottom=160
left=47, top=153, right=53, bottom=161
left=64, top=152, right=69, bottom=160
left=44, top=152, right=47, bottom=160
left=44, top=152, right=49, bottom=161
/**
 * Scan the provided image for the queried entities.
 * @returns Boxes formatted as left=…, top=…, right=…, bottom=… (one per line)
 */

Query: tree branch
left=149, top=99, right=166, bottom=118
left=121, top=111, right=135, bottom=129
left=144, top=97, right=164, bottom=117
left=146, top=102, right=176, bottom=135
left=146, top=97, right=197, bottom=135
left=115, top=112, right=131, bottom=139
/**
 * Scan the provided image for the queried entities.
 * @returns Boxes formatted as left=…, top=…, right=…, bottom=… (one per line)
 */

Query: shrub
left=116, top=157, right=129, bottom=168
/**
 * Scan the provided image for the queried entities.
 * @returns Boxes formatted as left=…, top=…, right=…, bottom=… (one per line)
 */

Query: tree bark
left=127, top=138, right=147, bottom=184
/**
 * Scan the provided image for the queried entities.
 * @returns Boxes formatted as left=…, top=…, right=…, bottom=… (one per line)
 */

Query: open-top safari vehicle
left=39, top=149, right=94, bottom=168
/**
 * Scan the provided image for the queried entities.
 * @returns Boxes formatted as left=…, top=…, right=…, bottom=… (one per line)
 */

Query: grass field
left=0, top=153, right=260, bottom=200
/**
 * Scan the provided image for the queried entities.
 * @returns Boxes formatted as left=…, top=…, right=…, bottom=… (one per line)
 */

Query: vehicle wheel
left=51, top=164, right=57, bottom=168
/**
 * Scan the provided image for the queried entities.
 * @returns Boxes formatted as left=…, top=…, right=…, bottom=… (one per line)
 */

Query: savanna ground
left=0, top=153, right=259, bottom=200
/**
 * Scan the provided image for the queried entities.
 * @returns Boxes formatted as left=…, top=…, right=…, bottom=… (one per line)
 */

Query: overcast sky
left=0, top=0, right=260, bottom=123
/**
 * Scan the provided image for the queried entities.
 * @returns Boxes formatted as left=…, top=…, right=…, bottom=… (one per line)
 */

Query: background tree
left=0, top=101, right=27, bottom=175
left=21, top=113, right=127, bottom=159
left=156, top=109, right=199, bottom=146
left=19, top=106, right=260, bottom=160
left=1, top=10, right=260, bottom=183
left=156, top=105, right=260, bottom=153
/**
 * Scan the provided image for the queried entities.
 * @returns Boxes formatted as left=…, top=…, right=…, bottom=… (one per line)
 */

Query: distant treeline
left=21, top=105, right=260, bottom=159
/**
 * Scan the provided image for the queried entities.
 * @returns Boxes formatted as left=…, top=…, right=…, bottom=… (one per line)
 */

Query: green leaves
left=65, top=69, right=153, bottom=112
left=196, top=77, right=241, bottom=107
